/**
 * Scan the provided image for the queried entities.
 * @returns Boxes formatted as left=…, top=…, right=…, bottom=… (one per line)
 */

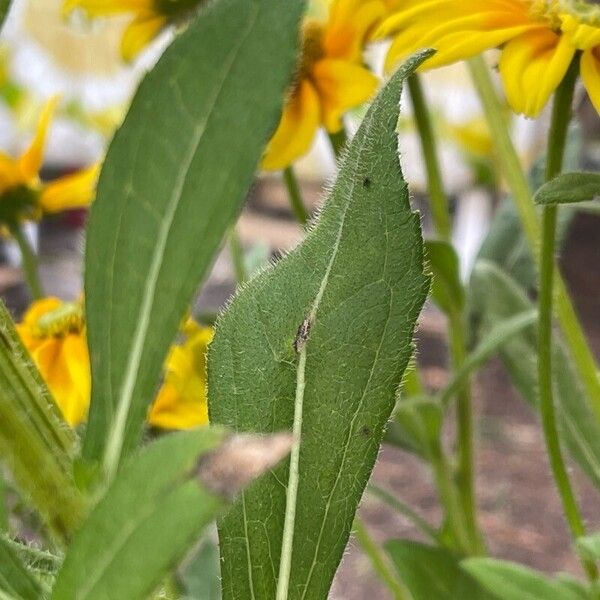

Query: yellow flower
left=148, top=320, right=213, bottom=430
left=378, top=0, right=600, bottom=117
left=17, top=297, right=89, bottom=426
left=262, top=0, right=380, bottom=170
left=63, top=0, right=204, bottom=62
left=17, top=300, right=212, bottom=430
left=0, top=97, right=98, bottom=223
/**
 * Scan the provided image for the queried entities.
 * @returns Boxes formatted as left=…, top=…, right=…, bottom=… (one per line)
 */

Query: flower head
left=148, top=319, right=213, bottom=430
left=17, top=297, right=89, bottom=426
left=17, top=300, right=212, bottom=430
left=262, top=0, right=380, bottom=170
left=0, top=98, right=98, bottom=226
left=63, top=0, right=204, bottom=61
left=378, top=0, right=600, bottom=117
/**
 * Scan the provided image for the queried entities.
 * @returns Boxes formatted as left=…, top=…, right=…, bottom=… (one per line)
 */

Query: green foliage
left=577, top=533, right=600, bottom=561
left=51, top=429, right=228, bottom=600
left=0, top=301, right=85, bottom=543
left=0, top=534, right=48, bottom=599
left=0, top=0, right=11, bottom=29
left=209, top=52, right=431, bottom=599
left=462, top=558, right=587, bottom=600
left=469, top=261, right=600, bottom=490
left=83, top=0, right=306, bottom=471
left=534, top=172, right=600, bottom=205
left=425, top=240, right=464, bottom=316
left=385, top=540, right=494, bottom=599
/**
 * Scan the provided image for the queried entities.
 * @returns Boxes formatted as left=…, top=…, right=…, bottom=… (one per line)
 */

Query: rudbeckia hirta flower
left=262, top=0, right=380, bottom=170
left=63, top=0, right=205, bottom=62
left=149, top=319, right=213, bottom=430
left=18, top=300, right=212, bottom=430
left=0, top=97, right=98, bottom=225
left=17, top=297, right=90, bottom=426
left=378, top=0, right=600, bottom=117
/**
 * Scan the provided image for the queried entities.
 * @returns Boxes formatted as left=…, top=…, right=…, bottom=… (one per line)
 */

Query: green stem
left=468, top=56, right=600, bottom=422
left=9, top=222, right=43, bottom=300
left=368, top=483, right=438, bottom=543
left=407, top=73, right=482, bottom=554
left=353, top=517, right=411, bottom=600
left=228, top=228, right=247, bottom=284
left=538, top=63, right=597, bottom=582
left=283, top=166, right=309, bottom=226
left=407, top=75, right=452, bottom=241
left=328, top=129, right=347, bottom=158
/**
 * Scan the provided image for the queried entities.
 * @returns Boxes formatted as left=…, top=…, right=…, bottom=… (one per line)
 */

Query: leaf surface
left=83, top=0, right=305, bottom=467
left=534, top=172, right=600, bottom=205
left=209, top=52, right=431, bottom=599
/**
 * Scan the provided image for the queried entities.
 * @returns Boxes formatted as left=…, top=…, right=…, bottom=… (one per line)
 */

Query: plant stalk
left=538, top=62, right=598, bottom=582
left=328, top=129, right=347, bottom=158
left=283, top=166, right=309, bottom=226
left=228, top=228, right=247, bottom=284
left=407, top=75, right=483, bottom=554
left=9, top=222, right=43, bottom=300
left=407, top=75, right=452, bottom=241
left=468, top=56, right=600, bottom=422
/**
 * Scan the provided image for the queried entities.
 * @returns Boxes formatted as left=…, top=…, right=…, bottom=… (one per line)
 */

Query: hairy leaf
left=83, top=0, right=305, bottom=469
left=534, top=172, right=600, bottom=205
left=0, top=535, right=48, bottom=600
left=209, top=52, right=431, bottom=599
left=425, top=240, right=464, bottom=316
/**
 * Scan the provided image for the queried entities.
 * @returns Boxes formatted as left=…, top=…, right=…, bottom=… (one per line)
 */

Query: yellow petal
left=19, top=97, right=59, bottom=183
left=262, top=79, right=321, bottom=171
left=499, top=28, right=575, bottom=117
left=60, top=334, right=91, bottom=426
left=149, top=381, right=209, bottom=430
left=63, top=0, right=153, bottom=17
left=379, top=0, right=537, bottom=71
left=39, top=163, right=100, bottom=214
left=581, top=48, right=600, bottom=113
left=324, top=0, right=386, bottom=60
left=560, top=14, right=600, bottom=51
left=120, top=13, right=167, bottom=61
left=0, top=152, right=24, bottom=192
left=312, top=58, right=378, bottom=132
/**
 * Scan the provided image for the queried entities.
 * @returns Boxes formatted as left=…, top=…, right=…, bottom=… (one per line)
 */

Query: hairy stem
left=284, top=166, right=309, bottom=226
left=9, top=222, right=43, bottom=300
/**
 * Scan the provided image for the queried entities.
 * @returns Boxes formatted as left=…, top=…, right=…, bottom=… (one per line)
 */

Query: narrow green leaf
left=469, top=261, right=600, bottom=490
left=439, top=309, right=537, bottom=407
left=534, top=172, right=600, bottom=205
left=209, top=51, right=432, bottom=600
left=462, top=558, right=584, bottom=600
left=425, top=240, right=464, bottom=316
left=83, top=0, right=306, bottom=471
left=577, top=532, right=600, bottom=561
left=0, top=535, right=47, bottom=600
left=385, top=540, right=494, bottom=599
left=52, top=429, right=289, bottom=600
left=394, top=397, right=442, bottom=458
left=0, top=301, right=85, bottom=543
left=0, top=1, right=11, bottom=30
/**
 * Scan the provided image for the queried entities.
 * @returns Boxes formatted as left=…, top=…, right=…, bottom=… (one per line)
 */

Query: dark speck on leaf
left=361, top=426, right=371, bottom=437
left=363, top=177, right=371, bottom=189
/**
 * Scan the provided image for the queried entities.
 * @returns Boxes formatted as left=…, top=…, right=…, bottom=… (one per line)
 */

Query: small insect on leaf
left=293, top=318, right=312, bottom=354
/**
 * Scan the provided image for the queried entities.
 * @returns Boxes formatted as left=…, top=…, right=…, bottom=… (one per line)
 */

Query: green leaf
left=0, top=301, right=85, bottom=543
left=439, top=309, right=537, bottom=407
left=209, top=52, right=432, bottom=600
left=0, top=0, right=11, bottom=30
left=52, top=429, right=289, bottom=600
left=0, top=535, right=48, bottom=600
left=385, top=540, right=494, bottom=599
left=469, top=261, right=600, bottom=490
left=394, top=397, right=442, bottom=458
left=180, top=538, right=221, bottom=600
left=534, top=172, right=600, bottom=205
left=425, top=240, right=464, bottom=316
left=462, top=558, right=584, bottom=600
left=577, top=532, right=600, bottom=561
left=83, top=0, right=306, bottom=470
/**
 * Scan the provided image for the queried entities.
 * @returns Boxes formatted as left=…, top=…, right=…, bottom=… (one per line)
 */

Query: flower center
left=33, top=302, right=85, bottom=338
left=298, top=19, right=325, bottom=80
